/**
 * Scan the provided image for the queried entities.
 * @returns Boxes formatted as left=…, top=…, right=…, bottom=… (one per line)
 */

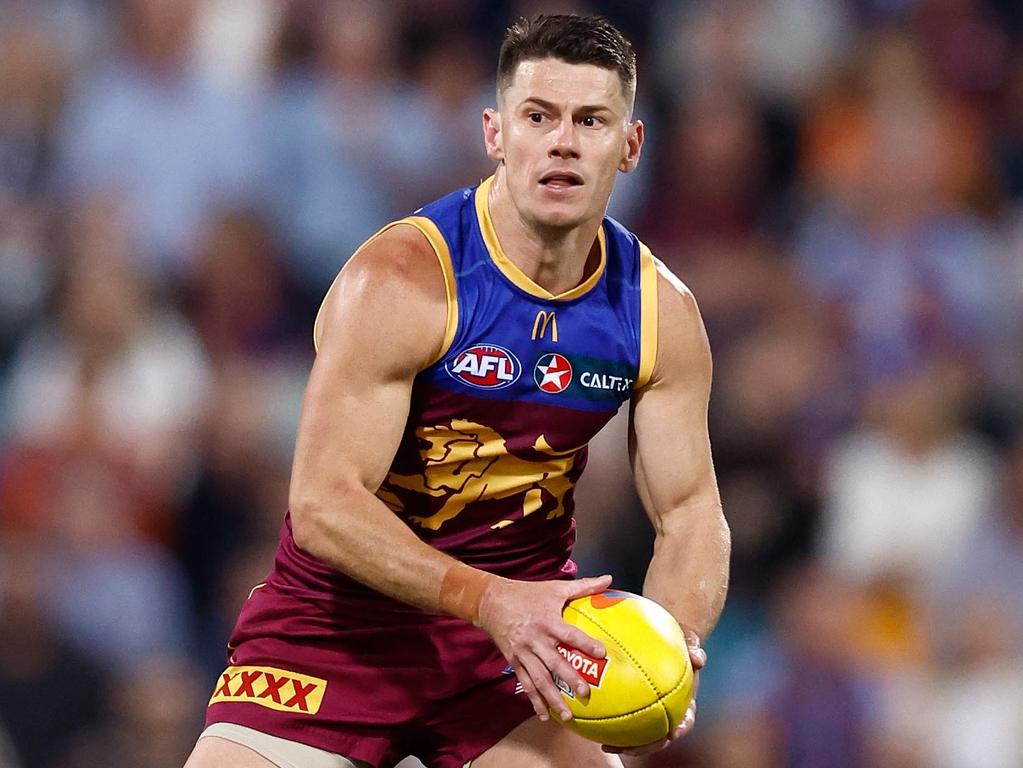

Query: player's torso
left=272, top=176, right=656, bottom=597
left=375, top=176, right=655, bottom=577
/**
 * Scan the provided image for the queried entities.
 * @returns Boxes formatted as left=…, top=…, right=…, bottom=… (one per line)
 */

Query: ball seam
left=564, top=604, right=664, bottom=718
left=565, top=672, right=690, bottom=722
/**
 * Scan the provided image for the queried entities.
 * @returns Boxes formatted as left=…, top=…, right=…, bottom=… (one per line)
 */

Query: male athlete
left=186, top=14, right=729, bottom=768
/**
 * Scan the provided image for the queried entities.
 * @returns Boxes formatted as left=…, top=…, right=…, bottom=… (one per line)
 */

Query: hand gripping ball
left=553, top=590, right=694, bottom=747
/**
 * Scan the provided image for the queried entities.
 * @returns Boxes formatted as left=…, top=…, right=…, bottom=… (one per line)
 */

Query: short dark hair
left=497, top=14, right=636, bottom=101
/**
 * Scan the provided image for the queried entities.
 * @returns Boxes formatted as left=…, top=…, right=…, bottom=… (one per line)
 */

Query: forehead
left=503, top=58, right=628, bottom=110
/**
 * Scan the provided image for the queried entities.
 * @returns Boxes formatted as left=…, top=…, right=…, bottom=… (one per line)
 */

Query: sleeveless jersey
left=273, top=175, right=659, bottom=598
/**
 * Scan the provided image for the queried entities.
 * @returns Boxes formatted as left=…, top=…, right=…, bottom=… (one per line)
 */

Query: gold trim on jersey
left=474, top=175, right=606, bottom=302
left=312, top=219, right=458, bottom=363
left=403, top=216, right=458, bottom=364
left=635, top=242, right=659, bottom=389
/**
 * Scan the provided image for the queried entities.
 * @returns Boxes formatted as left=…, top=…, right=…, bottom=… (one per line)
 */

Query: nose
left=548, top=119, right=580, bottom=160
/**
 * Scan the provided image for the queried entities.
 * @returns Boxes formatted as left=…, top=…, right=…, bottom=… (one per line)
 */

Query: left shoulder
left=647, top=255, right=711, bottom=389
left=652, top=256, right=697, bottom=320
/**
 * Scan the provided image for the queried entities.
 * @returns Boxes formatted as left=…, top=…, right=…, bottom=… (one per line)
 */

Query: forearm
left=291, top=488, right=496, bottom=621
left=642, top=506, right=730, bottom=640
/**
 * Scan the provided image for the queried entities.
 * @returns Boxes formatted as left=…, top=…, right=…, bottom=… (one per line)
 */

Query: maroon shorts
left=204, top=581, right=533, bottom=768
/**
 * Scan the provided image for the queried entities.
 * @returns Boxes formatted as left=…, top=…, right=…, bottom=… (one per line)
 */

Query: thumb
left=565, top=574, right=613, bottom=600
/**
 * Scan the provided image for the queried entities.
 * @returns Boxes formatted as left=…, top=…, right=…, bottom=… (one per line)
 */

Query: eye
left=528, top=112, right=544, bottom=124
left=581, top=116, right=602, bottom=127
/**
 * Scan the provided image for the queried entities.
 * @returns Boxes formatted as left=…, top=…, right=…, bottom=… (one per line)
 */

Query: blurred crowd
left=0, top=0, right=1021, bottom=766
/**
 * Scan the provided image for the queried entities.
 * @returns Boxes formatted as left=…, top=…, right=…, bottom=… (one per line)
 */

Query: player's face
left=485, top=58, right=643, bottom=230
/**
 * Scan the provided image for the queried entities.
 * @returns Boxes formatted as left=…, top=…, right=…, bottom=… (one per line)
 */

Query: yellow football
left=553, top=590, right=693, bottom=747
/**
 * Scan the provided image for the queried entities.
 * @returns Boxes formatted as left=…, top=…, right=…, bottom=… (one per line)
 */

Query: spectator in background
left=996, top=56, right=1023, bottom=200
left=1, top=194, right=211, bottom=511
left=0, top=17, right=67, bottom=198
left=409, top=33, right=498, bottom=201
left=0, top=196, right=54, bottom=372
left=653, top=0, right=851, bottom=105
left=797, top=29, right=1002, bottom=388
left=931, top=437, right=1023, bottom=658
left=177, top=358, right=301, bottom=673
left=821, top=359, right=996, bottom=591
left=260, top=0, right=423, bottom=288
left=67, top=656, right=208, bottom=768
left=691, top=564, right=876, bottom=768
left=923, top=595, right=1023, bottom=768
left=0, top=18, right=67, bottom=368
left=41, top=450, right=194, bottom=670
left=0, top=536, right=107, bottom=768
left=53, top=0, right=259, bottom=284
left=184, top=208, right=307, bottom=365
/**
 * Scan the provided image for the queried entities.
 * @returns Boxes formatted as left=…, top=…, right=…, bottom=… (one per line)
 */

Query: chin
left=530, top=201, right=590, bottom=231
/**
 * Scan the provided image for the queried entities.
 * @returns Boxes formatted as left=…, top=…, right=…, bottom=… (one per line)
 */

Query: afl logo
left=447, top=344, right=521, bottom=389
left=534, top=353, right=573, bottom=394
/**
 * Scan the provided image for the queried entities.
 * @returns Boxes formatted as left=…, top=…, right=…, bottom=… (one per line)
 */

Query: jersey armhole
left=634, top=242, right=659, bottom=389
left=312, top=218, right=459, bottom=361
left=403, top=215, right=458, bottom=365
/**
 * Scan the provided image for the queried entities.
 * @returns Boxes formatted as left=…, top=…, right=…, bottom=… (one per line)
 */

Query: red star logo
left=534, top=353, right=573, bottom=394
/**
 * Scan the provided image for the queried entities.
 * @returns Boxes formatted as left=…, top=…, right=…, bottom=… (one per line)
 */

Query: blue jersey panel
left=414, top=178, right=644, bottom=414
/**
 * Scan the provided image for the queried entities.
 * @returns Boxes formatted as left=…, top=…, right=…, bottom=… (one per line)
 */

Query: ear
left=618, top=119, right=644, bottom=173
left=483, top=108, right=504, bottom=162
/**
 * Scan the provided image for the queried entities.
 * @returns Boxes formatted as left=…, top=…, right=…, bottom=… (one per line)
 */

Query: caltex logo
left=534, top=353, right=573, bottom=394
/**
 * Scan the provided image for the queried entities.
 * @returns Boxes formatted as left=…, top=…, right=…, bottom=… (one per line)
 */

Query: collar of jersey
left=474, top=175, right=607, bottom=302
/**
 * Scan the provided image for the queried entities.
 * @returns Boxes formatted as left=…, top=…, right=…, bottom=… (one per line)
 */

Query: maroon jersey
left=205, top=178, right=658, bottom=767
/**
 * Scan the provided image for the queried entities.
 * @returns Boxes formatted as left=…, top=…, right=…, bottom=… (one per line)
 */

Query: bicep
left=629, top=276, right=719, bottom=531
left=290, top=229, right=446, bottom=506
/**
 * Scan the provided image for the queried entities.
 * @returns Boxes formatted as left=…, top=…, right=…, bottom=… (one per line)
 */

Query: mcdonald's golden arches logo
left=531, top=310, right=558, bottom=342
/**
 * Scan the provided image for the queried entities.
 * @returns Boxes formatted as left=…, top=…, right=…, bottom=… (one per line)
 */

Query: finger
left=675, top=699, right=697, bottom=738
left=689, top=645, right=707, bottom=670
left=537, top=643, right=590, bottom=700
left=556, top=624, right=606, bottom=661
left=684, top=629, right=706, bottom=669
left=564, top=574, right=613, bottom=600
left=520, top=653, right=573, bottom=722
left=510, top=663, right=550, bottom=722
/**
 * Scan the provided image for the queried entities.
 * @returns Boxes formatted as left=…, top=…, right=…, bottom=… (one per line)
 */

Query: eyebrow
left=520, top=97, right=613, bottom=114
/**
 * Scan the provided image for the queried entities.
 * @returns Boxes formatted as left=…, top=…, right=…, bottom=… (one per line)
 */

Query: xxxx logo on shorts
left=209, top=665, right=327, bottom=714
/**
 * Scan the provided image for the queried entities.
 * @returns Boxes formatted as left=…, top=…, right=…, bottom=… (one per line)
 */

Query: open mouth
left=539, top=172, right=584, bottom=189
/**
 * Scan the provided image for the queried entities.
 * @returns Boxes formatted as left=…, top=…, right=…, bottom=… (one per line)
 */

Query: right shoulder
left=312, top=221, right=452, bottom=373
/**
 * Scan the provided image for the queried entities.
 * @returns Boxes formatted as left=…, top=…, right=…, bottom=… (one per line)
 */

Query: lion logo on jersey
left=376, top=419, right=582, bottom=531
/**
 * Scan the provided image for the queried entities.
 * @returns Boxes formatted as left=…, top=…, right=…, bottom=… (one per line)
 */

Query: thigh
left=185, top=735, right=279, bottom=768
left=470, top=717, right=624, bottom=768
left=185, top=726, right=371, bottom=768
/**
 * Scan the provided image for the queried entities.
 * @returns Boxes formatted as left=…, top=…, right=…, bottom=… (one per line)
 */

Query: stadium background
left=1, top=0, right=1022, bottom=766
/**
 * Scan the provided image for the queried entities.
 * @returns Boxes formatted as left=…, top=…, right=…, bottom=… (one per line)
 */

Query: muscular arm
left=289, top=224, right=460, bottom=612
left=289, top=224, right=609, bottom=722
left=629, top=266, right=730, bottom=641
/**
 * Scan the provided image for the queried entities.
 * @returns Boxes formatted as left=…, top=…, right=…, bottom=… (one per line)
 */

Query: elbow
left=289, top=482, right=365, bottom=562
left=656, top=500, right=726, bottom=539
left=289, top=493, right=328, bottom=557
left=716, top=506, right=731, bottom=553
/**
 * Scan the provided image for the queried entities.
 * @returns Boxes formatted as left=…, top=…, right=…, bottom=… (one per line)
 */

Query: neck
left=487, top=168, right=603, bottom=296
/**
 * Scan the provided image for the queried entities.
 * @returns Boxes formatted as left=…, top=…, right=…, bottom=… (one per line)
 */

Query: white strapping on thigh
left=199, top=723, right=372, bottom=768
